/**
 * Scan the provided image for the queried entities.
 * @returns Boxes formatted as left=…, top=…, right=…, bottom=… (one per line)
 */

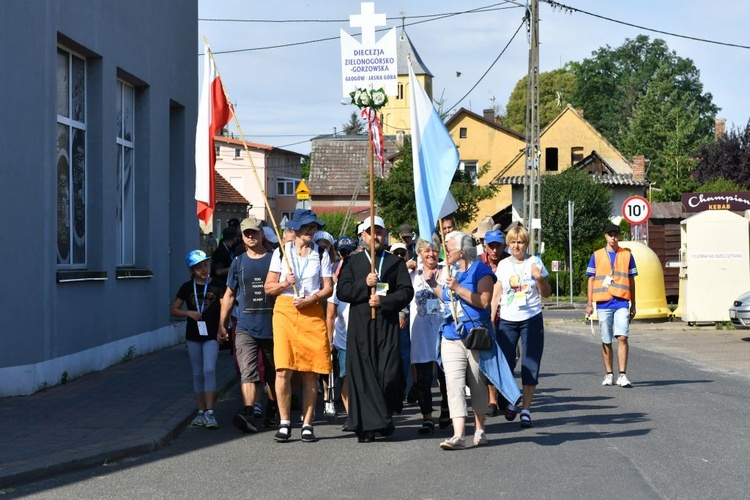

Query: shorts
left=335, top=348, right=347, bottom=379
left=598, top=307, right=630, bottom=344
left=234, top=332, right=275, bottom=385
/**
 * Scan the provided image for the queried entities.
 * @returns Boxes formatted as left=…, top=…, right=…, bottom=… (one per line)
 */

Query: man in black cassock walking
left=337, top=216, right=414, bottom=443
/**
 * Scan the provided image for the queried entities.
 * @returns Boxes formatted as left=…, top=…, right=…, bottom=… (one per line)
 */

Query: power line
left=544, top=0, right=750, bottom=50
left=200, top=2, right=514, bottom=24
left=445, top=18, right=526, bottom=113
left=202, top=3, right=523, bottom=55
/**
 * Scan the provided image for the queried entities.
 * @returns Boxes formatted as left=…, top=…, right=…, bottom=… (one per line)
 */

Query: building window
left=215, top=145, right=221, bottom=157
left=277, top=177, right=299, bottom=196
left=280, top=211, right=295, bottom=224
left=234, top=148, right=241, bottom=159
left=571, top=146, right=584, bottom=165
left=116, top=79, right=135, bottom=266
left=545, top=147, right=559, bottom=171
left=397, top=83, right=404, bottom=100
left=459, top=160, right=478, bottom=184
left=459, top=127, right=467, bottom=139
left=56, top=47, right=87, bottom=266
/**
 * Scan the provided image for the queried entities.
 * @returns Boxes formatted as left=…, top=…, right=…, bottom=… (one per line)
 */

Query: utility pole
left=522, top=0, right=541, bottom=255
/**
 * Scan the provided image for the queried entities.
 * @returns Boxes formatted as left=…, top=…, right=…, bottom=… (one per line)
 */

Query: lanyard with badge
left=421, top=264, right=442, bottom=315
left=290, top=242, right=312, bottom=298
left=193, top=279, right=209, bottom=336
left=602, top=251, right=617, bottom=288
left=365, top=251, right=388, bottom=296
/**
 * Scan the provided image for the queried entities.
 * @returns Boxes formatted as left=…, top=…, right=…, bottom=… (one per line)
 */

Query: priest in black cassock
left=337, top=215, right=414, bottom=443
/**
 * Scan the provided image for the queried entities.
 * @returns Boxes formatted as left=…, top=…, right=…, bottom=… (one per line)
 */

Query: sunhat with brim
left=473, top=216, right=495, bottom=239
left=285, top=209, right=326, bottom=231
left=313, top=231, right=335, bottom=245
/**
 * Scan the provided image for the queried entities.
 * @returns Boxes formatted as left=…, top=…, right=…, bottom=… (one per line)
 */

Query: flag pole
left=203, top=38, right=297, bottom=296
left=439, top=218, right=458, bottom=323
left=367, top=108, right=376, bottom=319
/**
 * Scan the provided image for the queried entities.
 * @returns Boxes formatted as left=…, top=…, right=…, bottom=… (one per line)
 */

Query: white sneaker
left=324, top=401, right=337, bottom=417
left=601, top=373, right=614, bottom=386
left=190, top=411, right=205, bottom=427
left=616, top=373, right=632, bottom=388
left=204, top=410, right=218, bottom=429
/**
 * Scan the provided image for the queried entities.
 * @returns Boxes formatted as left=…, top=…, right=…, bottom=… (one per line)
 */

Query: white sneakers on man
left=601, top=373, right=614, bottom=386
left=616, top=373, right=632, bottom=388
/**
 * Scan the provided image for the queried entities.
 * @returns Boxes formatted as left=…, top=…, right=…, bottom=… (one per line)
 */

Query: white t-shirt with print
left=495, top=255, right=548, bottom=322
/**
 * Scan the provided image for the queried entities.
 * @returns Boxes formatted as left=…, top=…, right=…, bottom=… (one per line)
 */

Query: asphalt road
left=6, top=325, right=749, bottom=500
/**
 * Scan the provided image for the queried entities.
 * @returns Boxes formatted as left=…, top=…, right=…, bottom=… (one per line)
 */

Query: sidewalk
left=545, top=310, right=750, bottom=379
left=1, top=317, right=749, bottom=489
left=0, top=345, right=237, bottom=489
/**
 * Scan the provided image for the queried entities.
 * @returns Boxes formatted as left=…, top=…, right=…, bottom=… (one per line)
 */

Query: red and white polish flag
left=195, top=44, right=232, bottom=225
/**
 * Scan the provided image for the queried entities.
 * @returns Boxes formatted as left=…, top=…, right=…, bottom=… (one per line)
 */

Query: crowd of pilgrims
left=171, top=209, right=550, bottom=449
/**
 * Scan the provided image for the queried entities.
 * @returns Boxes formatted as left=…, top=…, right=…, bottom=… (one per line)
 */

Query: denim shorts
left=336, top=348, right=347, bottom=379
left=598, top=307, right=630, bottom=344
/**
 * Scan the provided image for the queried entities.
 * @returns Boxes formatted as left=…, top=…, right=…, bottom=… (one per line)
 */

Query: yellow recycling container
left=590, top=241, right=670, bottom=320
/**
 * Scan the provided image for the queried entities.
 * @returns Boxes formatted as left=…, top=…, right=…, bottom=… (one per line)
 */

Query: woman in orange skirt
left=265, top=209, right=333, bottom=443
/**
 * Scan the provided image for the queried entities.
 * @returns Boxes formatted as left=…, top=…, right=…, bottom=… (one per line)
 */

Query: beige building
left=445, top=108, right=525, bottom=228
left=213, top=135, right=306, bottom=230
left=448, top=105, right=646, bottom=230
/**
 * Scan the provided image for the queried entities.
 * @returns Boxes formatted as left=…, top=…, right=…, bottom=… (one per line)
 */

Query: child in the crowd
left=171, top=250, right=227, bottom=429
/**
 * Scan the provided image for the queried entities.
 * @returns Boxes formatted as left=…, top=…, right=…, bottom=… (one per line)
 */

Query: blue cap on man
left=484, top=230, right=505, bottom=245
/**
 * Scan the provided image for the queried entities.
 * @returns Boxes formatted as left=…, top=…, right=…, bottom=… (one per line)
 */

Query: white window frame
left=56, top=46, right=88, bottom=267
left=459, top=160, right=478, bottom=185
left=277, top=177, right=299, bottom=196
left=116, top=79, right=136, bottom=266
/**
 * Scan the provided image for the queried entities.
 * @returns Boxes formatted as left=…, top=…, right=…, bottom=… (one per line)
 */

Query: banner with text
left=341, top=27, right=397, bottom=97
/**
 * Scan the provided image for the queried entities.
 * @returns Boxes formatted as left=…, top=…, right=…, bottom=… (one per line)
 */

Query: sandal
left=417, top=419, right=435, bottom=435
left=520, top=412, right=533, bottom=428
left=301, top=424, right=318, bottom=442
left=474, top=429, right=489, bottom=446
left=274, top=422, right=291, bottom=442
left=438, top=409, right=451, bottom=429
left=505, top=405, right=518, bottom=422
left=439, top=435, right=466, bottom=450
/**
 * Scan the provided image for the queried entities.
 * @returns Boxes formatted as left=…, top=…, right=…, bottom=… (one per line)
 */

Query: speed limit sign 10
left=622, top=195, right=651, bottom=225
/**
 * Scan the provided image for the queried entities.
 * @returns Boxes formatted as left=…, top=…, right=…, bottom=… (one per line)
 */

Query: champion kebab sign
left=681, top=192, right=750, bottom=212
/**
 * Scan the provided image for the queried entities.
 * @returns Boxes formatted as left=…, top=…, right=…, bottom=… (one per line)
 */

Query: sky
left=198, top=0, right=749, bottom=155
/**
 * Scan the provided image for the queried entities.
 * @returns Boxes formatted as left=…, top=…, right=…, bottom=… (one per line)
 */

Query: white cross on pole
left=349, top=2, right=386, bottom=46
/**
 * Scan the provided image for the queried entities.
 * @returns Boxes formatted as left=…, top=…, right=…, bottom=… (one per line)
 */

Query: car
left=729, top=291, right=750, bottom=328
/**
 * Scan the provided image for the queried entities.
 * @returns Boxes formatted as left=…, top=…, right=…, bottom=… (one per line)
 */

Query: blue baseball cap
left=185, top=249, right=211, bottom=268
left=336, top=236, right=357, bottom=253
left=484, top=230, right=505, bottom=245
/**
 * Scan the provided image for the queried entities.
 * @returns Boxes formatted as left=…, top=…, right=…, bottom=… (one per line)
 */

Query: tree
left=540, top=169, right=612, bottom=294
left=693, top=121, right=750, bottom=188
left=318, top=211, right=358, bottom=239
left=299, top=156, right=310, bottom=180
left=342, top=111, right=365, bottom=135
left=621, top=65, right=705, bottom=201
left=373, top=137, right=498, bottom=234
left=500, top=67, right=578, bottom=134
left=569, top=36, right=718, bottom=151
left=696, top=177, right=747, bottom=193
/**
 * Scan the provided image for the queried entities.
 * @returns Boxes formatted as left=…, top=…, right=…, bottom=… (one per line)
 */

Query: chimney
left=715, top=118, right=726, bottom=140
left=483, top=108, right=495, bottom=123
left=632, top=155, right=645, bottom=181
left=576, top=108, right=584, bottom=119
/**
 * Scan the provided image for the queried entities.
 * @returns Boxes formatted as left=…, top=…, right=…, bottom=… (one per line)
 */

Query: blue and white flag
left=408, top=59, right=459, bottom=243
